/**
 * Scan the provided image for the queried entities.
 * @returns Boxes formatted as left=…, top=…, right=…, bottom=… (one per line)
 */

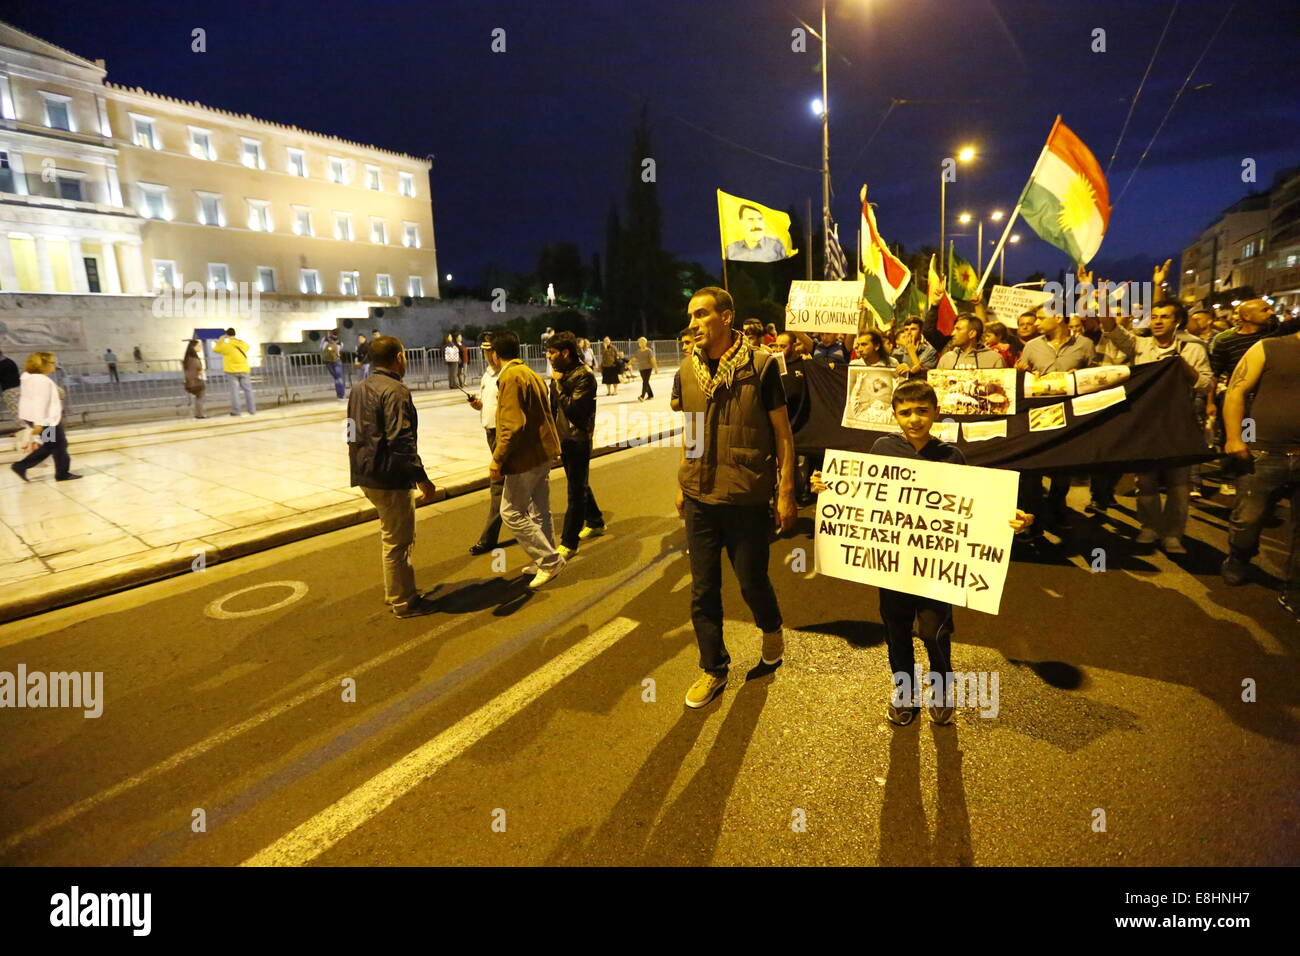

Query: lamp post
left=957, top=209, right=1004, bottom=278
left=820, top=1, right=830, bottom=278
left=941, top=146, right=975, bottom=279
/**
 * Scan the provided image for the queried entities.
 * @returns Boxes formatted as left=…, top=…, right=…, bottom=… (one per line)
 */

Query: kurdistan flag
left=948, top=244, right=979, bottom=301
left=1019, top=116, right=1111, bottom=265
left=893, top=279, right=926, bottom=327
left=860, top=186, right=912, bottom=327
left=927, top=254, right=943, bottom=308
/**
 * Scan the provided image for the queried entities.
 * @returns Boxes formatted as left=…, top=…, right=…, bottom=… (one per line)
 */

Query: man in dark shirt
left=347, top=335, right=437, bottom=618
left=547, top=331, right=605, bottom=556
left=0, top=349, right=20, bottom=421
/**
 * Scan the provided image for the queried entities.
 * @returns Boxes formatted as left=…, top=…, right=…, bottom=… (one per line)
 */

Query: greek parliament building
left=0, top=22, right=439, bottom=364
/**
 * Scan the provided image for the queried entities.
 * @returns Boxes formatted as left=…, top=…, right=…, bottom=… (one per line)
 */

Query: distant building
left=0, top=21, right=437, bottom=303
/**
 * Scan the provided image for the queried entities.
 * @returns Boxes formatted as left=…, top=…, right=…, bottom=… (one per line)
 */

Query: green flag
left=893, top=279, right=925, bottom=328
left=948, top=243, right=979, bottom=301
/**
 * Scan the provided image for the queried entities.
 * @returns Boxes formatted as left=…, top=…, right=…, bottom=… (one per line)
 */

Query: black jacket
left=0, top=356, right=18, bottom=391
left=550, top=362, right=598, bottom=443
left=347, top=368, right=430, bottom=489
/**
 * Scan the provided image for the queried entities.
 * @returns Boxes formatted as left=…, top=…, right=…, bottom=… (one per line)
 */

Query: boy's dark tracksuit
left=870, top=433, right=962, bottom=705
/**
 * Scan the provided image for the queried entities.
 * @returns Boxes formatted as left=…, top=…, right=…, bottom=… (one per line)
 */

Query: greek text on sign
left=786, top=281, right=863, bottom=334
left=813, top=449, right=1019, bottom=614
left=986, top=285, right=1054, bottom=325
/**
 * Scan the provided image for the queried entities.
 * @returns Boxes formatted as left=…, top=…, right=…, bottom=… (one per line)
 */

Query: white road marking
left=241, top=616, right=639, bottom=867
left=204, top=581, right=309, bottom=620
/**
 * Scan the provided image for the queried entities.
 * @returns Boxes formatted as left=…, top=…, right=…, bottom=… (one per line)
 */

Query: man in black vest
left=677, top=286, right=798, bottom=709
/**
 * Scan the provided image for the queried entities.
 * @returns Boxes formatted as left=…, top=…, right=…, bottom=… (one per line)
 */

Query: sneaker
left=578, top=524, right=605, bottom=540
left=469, top=541, right=496, bottom=555
left=1161, top=537, right=1187, bottom=555
left=761, top=629, right=784, bottom=666
left=684, top=672, right=728, bottom=709
left=528, top=558, right=566, bottom=589
left=557, top=544, right=576, bottom=559
left=55, top=473, right=82, bottom=482
left=393, top=596, right=438, bottom=619
left=1221, top=556, right=1251, bottom=586
left=1189, top=485, right=1204, bottom=499
left=11, top=463, right=28, bottom=483
left=1220, top=483, right=1237, bottom=497
left=927, top=703, right=955, bottom=725
left=886, top=703, right=919, bottom=726
left=1135, top=528, right=1159, bottom=546
left=521, top=564, right=538, bottom=576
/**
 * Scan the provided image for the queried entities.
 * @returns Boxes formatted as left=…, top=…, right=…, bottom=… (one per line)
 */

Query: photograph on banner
left=1028, top=402, right=1067, bottom=431
left=813, top=449, right=1019, bottom=614
left=1072, top=384, right=1127, bottom=416
left=929, top=368, right=1016, bottom=416
left=986, top=285, right=1054, bottom=326
left=932, top=420, right=960, bottom=443
left=787, top=280, right=864, bottom=335
left=962, top=420, right=1008, bottom=442
left=1074, top=365, right=1130, bottom=394
left=842, top=366, right=900, bottom=432
left=1024, top=371, right=1075, bottom=398
left=717, top=189, right=796, bottom=262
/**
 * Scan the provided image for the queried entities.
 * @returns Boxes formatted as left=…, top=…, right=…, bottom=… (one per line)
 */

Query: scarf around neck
left=691, top=331, right=751, bottom=400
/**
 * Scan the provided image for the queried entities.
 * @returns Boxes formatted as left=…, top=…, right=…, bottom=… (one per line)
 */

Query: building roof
left=0, top=20, right=104, bottom=73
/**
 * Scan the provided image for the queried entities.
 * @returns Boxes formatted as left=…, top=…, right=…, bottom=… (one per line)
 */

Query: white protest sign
left=786, top=280, right=863, bottom=334
left=814, top=449, right=1019, bottom=614
left=987, top=285, right=1053, bottom=326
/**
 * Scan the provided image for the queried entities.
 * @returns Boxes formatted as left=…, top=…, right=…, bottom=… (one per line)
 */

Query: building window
left=328, top=157, right=348, bottom=184
left=42, top=92, right=74, bottom=132
left=129, top=114, right=158, bottom=149
left=196, top=191, right=224, bottom=227
left=408, top=275, right=424, bottom=297
left=153, top=260, right=177, bottom=291
left=189, top=128, right=215, bottom=160
left=399, top=172, right=416, bottom=198
left=376, top=274, right=393, bottom=296
left=403, top=222, right=420, bottom=248
left=56, top=176, right=84, bottom=202
left=0, top=151, right=13, bottom=193
left=287, top=148, right=307, bottom=177
left=248, top=199, right=273, bottom=232
left=370, top=219, right=387, bottom=244
left=139, top=183, right=169, bottom=220
left=241, top=138, right=265, bottom=170
left=293, top=206, right=313, bottom=237
left=208, top=263, right=231, bottom=292
left=365, top=165, right=381, bottom=191
left=340, top=271, right=359, bottom=296
left=334, top=212, right=353, bottom=241
left=300, top=269, right=321, bottom=294
left=257, top=267, right=276, bottom=293
left=0, top=76, right=14, bottom=121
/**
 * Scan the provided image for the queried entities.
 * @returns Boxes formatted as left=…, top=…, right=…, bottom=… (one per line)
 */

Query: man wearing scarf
left=677, top=286, right=798, bottom=709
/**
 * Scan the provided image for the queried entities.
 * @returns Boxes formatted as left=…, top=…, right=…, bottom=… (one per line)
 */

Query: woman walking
left=444, top=333, right=460, bottom=390
left=11, top=351, right=79, bottom=482
left=634, top=336, right=657, bottom=401
left=183, top=339, right=207, bottom=418
left=456, top=332, right=469, bottom=387
left=600, top=336, right=620, bottom=396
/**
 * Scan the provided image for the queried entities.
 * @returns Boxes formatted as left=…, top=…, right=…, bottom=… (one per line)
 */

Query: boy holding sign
left=813, top=381, right=1033, bottom=726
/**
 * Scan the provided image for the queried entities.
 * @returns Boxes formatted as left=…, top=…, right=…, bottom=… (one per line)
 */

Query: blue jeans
left=228, top=372, right=256, bottom=414
left=1228, top=451, right=1300, bottom=599
left=326, top=361, right=345, bottom=398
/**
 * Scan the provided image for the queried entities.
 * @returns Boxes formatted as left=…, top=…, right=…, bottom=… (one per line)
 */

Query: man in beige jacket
left=489, top=330, right=564, bottom=588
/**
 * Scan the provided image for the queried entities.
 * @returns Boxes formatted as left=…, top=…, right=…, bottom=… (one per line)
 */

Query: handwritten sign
left=986, top=285, right=1053, bottom=326
left=814, top=449, right=1019, bottom=614
left=786, top=280, right=863, bottom=334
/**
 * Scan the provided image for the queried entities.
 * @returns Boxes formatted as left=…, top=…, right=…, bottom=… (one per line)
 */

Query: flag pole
left=717, top=190, right=730, bottom=292
left=975, top=114, right=1062, bottom=297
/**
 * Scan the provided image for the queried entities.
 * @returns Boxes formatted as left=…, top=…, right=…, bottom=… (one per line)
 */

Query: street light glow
left=811, top=97, right=824, bottom=117
left=1009, top=234, right=1021, bottom=243
left=990, top=210, right=1004, bottom=221
left=445, top=274, right=453, bottom=281
left=958, top=212, right=972, bottom=224
left=958, top=147, right=975, bottom=162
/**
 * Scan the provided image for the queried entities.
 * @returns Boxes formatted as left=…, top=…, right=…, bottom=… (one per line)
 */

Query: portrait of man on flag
left=717, top=189, right=797, bottom=262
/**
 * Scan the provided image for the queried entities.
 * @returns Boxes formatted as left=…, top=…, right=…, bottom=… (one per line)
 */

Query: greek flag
left=825, top=220, right=849, bottom=280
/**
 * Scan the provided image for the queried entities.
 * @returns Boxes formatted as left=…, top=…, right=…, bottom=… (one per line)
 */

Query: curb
left=0, top=427, right=683, bottom=624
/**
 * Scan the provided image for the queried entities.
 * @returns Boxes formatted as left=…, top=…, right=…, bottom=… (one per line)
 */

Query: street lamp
left=956, top=210, right=1003, bottom=279
left=1002, top=233, right=1020, bottom=285
left=940, top=147, right=975, bottom=280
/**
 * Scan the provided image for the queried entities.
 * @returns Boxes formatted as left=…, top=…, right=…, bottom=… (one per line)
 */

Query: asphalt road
left=1, top=445, right=1296, bottom=866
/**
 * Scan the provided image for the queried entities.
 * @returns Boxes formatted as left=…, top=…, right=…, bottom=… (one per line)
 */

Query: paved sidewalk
left=0, top=369, right=682, bottom=620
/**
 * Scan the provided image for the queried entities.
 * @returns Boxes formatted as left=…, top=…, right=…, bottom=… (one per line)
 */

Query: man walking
left=355, top=333, right=372, bottom=382
left=104, top=348, right=120, bottom=384
left=214, top=328, right=256, bottom=415
left=677, top=286, right=797, bottom=709
left=322, top=330, right=345, bottom=399
left=347, top=335, right=438, bottom=618
left=546, top=331, right=605, bottom=558
left=1221, top=319, right=1300, bottom=620
left=468, top=334, right=506, bottom=556
left=491, top=330, right=565, bottom=588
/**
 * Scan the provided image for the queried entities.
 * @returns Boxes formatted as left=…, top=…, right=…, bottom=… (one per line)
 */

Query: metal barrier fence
left=13, top=340, right=686, bottom=424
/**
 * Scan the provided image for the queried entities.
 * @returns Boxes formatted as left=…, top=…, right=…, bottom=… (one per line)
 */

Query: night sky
left=12, top=0, right=1300, bottom=288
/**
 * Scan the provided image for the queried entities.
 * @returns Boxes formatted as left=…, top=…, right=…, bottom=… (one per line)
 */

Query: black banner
left=790, top=359, right=1213, bottom=473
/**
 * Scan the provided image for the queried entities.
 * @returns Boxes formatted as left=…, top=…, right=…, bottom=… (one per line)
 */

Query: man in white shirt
left=468, top=335, right=506, bottom=554
left=13, top=352, right=80, bottom=481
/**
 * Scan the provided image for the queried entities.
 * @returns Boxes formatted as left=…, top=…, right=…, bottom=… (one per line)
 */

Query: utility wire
left=1107, top=0, right=1180, bottom=176
left=1115, top=2, right=1236, bottom=206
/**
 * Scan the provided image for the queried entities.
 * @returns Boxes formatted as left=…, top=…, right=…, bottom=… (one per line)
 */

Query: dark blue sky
left=13, top=0, right=1300, bottom=286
